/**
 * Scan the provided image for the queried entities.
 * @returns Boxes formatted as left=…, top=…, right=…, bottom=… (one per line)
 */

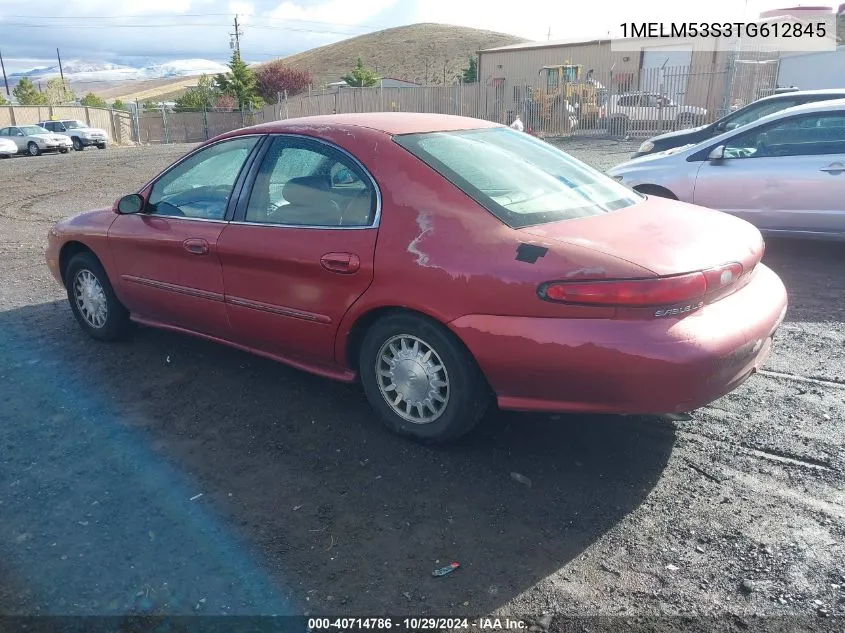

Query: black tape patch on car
left=515, top=243, right=548, bottom=264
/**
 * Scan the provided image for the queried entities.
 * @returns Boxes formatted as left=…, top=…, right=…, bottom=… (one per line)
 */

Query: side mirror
left=707, top=145, right=725, bottom=161
left=116, top=193, right=145, bottom=214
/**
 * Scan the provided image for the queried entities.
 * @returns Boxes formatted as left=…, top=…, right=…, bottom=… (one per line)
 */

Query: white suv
left=603, top=93, right=707, bottom=135
left=38, top=119, right=108, bottom=151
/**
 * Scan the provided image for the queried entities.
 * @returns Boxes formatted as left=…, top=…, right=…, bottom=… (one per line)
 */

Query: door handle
left=820, top=163, right=845, bottom=174
left=320, top=252, right=360, bottom=274
left=183, top=238, right=209, bottom=255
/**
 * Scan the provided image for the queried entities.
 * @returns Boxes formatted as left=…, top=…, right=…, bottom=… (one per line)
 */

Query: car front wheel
left=27, top=142, right=41, bottom=156
left=97, top=143, right=107, bottom=150
left=359, top=313, right=490, bottom=443
left=72, top=137, right=84, bottom=151
left=65, top=252, right=131, bottom=341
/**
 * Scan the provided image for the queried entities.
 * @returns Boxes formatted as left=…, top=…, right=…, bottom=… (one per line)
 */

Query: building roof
left=479, top=35, right=614, bottom=54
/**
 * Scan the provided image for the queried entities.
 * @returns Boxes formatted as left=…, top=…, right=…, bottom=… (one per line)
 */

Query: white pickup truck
left=38, top=119, right=108, bottom=151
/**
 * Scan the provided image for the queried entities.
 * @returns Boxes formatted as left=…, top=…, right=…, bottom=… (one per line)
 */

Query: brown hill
left=104, top=22, right=524, bottom=101
left=277, top=22, right=525, bottom=87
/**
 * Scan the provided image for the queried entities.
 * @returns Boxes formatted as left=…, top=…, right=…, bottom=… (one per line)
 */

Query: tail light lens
left=539, top=263, right=743, bottom=307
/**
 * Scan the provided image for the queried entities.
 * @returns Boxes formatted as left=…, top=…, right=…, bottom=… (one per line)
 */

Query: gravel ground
left=1, top=141, right=844, bottom=628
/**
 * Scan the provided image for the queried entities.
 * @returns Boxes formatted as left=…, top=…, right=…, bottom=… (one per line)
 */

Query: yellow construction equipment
left=531, top=63, right=601, bottom=134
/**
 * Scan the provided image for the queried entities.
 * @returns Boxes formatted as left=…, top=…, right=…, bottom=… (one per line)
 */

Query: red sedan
left=46, top=113, right=787, bottom=442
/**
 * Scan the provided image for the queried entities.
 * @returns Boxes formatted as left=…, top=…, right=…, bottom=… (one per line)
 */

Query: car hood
left=611, top=144, right=695, bottom=171
left=76, top=127, right=107, bottom=135
left=646, top=124, right=709, bottom=143
left=31, top=133, right=70, bottom=142
left=519, top=196, right=764, bottom=277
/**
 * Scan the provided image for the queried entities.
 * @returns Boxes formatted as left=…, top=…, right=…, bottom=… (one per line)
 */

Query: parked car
left=45, top=113, right=786, bottom=442
left=0, top=137, right=17, bottom=158
left=602, top=92, right=707, bottom=135
left=632, top=88, right=845, bottom=157
left=609, top=99, right=845, bottom=240
left=38, top=119, right=108, bottom=151
left=0, top=125, right=72, bottom=156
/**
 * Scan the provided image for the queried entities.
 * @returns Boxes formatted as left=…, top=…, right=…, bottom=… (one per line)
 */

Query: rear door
left=693, top=110, right=845, bottom=234
left=217, top=134, right=379, bottom=369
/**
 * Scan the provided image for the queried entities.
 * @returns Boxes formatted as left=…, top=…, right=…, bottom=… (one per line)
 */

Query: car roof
left=760, top=96, right=845, bottom=118
left=237, top=112, right=503, bottom=136
left=756, top=88, right=845, bottom=103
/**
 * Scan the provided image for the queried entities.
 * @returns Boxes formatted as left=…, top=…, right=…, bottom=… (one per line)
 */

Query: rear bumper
left=449, top=264, right=787, bottom=415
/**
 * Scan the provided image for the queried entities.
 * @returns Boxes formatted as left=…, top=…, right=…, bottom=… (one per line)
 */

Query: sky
left=0, top=0, right=811, bottom=72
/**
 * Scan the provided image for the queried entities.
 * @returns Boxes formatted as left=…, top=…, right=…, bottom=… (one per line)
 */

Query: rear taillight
left=539, top=262, right=743, bottom=307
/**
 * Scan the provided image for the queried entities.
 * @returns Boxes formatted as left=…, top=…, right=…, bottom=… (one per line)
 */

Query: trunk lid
left=520, top=196, right=764, bottom=278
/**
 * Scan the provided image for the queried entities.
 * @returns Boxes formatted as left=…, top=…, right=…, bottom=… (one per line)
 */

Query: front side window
left=724, top=113, right=845, bottom=159
left=147, top=136, right=259, bottom=220
left=394, top=127, right=641, bottom=228
left=244, top=137, right=376, bottom=227
left=62, top=120, right=85, bottom=129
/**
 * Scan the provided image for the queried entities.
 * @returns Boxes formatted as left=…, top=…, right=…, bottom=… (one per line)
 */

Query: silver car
left=0, top=137, right=16, bottom=158
left=609, top=99, right=845, bottom=240
left=0, top=125, right=73, bottom=157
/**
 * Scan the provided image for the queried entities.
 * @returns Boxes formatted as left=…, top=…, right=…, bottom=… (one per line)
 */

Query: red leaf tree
left=256, top=62, right=312, bottom=104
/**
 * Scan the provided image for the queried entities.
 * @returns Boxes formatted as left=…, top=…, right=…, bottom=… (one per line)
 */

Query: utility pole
left=0, top=49, right=9, bottom=96
left=230, top=15, right=243, bottom=56
left=547, top=27, right=552, bottom=41
left=57, top=47, right=68, bottom=101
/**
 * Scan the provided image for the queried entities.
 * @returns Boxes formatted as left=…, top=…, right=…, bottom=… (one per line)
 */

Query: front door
left=694, top=110, right=845, bottom=233
left=217, top=135, right=379, bottom=371
left=108, top=135, right=262, bottom=338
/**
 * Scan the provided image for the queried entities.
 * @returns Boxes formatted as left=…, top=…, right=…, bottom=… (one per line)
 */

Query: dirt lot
left=0, top=140, right=844, bottom=628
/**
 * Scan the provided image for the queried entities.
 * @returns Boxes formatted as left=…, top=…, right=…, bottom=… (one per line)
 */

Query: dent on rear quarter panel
left=317, top=126, right=654, bottom=367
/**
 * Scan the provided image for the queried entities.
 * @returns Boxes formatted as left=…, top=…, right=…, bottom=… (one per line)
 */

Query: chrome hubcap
left=73, top=269, right=108, bottom=328
left=376, top=334, right=449, bottom=424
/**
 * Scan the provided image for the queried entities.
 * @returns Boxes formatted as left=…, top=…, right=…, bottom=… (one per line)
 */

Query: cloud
left=0, top=0, right=814, bottom=73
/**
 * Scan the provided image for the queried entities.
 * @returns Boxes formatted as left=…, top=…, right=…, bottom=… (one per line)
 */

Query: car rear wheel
left=65, top=252, right=131, bottom=341
left=60, top=148, right=70, bottom=154
left=97, top=143, right=107, bottom=150
left=72, top=137, right=84, bottom=151
left=359, top=313, right=490, bottom=443
left=27, top=142, right=41, bottom=157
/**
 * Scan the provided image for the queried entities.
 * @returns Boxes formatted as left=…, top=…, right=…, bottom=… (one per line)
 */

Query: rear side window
left=394, top=127, right=641, bottom=228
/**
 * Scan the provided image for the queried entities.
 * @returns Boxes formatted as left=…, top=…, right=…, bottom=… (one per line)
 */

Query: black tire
left=27, top=142, right=41, bottom=157
left=72, top=137, right=84, bottom=151
left=634, top=184, right=678, bottom=200
left=359, top=313, right=490, bottom=443
left=65, top=252, right=131, bottom=341
left=97, top=143, right=107, bottom=150
left=60, top=148, right=69, bottom=154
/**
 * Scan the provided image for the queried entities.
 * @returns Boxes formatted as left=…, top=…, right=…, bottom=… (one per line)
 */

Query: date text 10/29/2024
left=307, top=617, right=528, bottom=630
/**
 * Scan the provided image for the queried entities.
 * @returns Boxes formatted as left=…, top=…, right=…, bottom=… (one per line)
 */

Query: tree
left=174, top=75, right=220, bottom=111
left=215, top=94, right=237, bottom=110
left=342, top=57, right=379, bottom=87
left=13, top=78, right=47, bottom=105
left=0, top=94, right=9, bottom=106
left=80, top=92, right=107, bottom=108
left=461, top=56, right=478, bottom=83
left=255, top=61, right=312, bottom=104
left=215, top=51, right=263, bottom=110
left=45, top=78, right=75, bottom=105
left=140, top=100, right=158, bottom=111
left=111, top=98, right=129, bottom=111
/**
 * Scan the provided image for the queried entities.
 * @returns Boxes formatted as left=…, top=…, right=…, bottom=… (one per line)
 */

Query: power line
left=1, top=13, right=382, bottom=30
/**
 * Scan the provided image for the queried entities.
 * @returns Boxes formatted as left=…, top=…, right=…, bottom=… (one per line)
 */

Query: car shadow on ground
left=762, top=238, right=845, bottom=324
left=0, top=300, right=675, bottom=615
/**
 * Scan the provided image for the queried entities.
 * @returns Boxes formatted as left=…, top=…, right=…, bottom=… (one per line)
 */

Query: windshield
left=62, top=120, right=86, bottom=129
left=394, top=127, right=641, bottom=228
left=21, top=126, right=48, bottom=135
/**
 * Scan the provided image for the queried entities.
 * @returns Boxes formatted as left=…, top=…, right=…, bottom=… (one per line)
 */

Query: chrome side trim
left=228, top=221, right=377, bottom=231
left=122, top=275, right=224, bottom=302
left=226, top=295, right=332, bottom=323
